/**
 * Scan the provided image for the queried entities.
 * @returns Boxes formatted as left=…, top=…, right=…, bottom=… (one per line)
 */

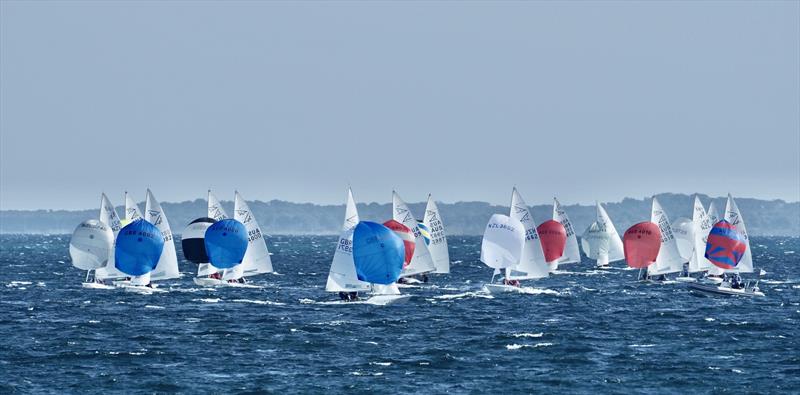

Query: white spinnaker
left=672, top=217, right=695, bottom=261
left=124, top=192, right=143, bottom=222
left=372, top=283, right=401, bottom=295
left=581, top=222, right=611, bottom=266
left=326, top=188, right=370, bottom=292
left=724, top=194, right=753, bottom=274
left=130, top=272, right=151, bottom=286
left=592, top=203, right=625, bottom=265
left=481, top=214, right=525, bottom=269
left=423, top=195, right=450, bottom=274
left=145, top=189, right=180, bottom=281
left=234, top=191, right=274, bottom=277
left=69, top=220, right=113, bottom=271
left=208, top=190, right=228, bottom=221
left=690, top=196, right=722, bottom=275
left=648, top=197, right=684, bottom=276
left=553, top=198, right=581, bottom=264
left=95, top=194, right=126, bottom=280
left=505, top=188, right=549, bottom=280
left=393, top=191, right=436, bottom=277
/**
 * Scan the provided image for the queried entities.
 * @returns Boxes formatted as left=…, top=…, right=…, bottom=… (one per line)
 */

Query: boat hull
left=364, top=294, right=412, bottom=305
left=675, top=276, right=697, bottom=283
left=192, top=277, right=260, bottom=288
left=81, top=282, right=115, bottom=290
left=688, top=282, right=765, bottom=297
left=484, top=283, right=526, bottom=294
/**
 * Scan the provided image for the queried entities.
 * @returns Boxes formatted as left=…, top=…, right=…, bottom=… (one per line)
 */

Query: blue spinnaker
left=115, top=219, right=164, bottom=276
left=352, top=221, right=405, bottom=285
left=204, top=219, right=248, bottom=269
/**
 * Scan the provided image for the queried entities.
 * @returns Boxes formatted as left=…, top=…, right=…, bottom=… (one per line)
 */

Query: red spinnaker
left=383, top=219, right=415, bottom=268
left=537, top=220, right=567, bottom=263
left=623, top=222, right=661, bottom=268
left=706, top=220, right=747, bottom=270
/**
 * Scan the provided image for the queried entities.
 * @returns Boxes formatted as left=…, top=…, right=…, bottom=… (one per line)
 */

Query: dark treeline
left=1, top=193, right=797, bottom=236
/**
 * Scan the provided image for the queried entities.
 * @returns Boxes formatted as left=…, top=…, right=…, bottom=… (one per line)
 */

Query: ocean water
left=1, top=234, right=798, bottom=394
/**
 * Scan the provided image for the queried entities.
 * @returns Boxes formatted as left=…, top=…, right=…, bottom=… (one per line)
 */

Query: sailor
left=339, top=292, right=348, bottom=301
left=422, top=274, right=429, bottom=283
left=348, top=291, right=359, bottom=301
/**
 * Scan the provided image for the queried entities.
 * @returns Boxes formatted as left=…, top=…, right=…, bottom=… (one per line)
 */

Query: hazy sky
left=1, top=1, right=798, bottom=210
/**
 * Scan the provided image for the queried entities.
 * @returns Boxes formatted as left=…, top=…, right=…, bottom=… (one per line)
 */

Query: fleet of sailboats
left=67, top=189, right=766, bottom=300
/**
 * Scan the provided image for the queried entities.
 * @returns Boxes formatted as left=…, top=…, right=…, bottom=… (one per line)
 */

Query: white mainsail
left=208, top=190, right=228, bottom=221
left=197, top=190, right=228, bottom=277
left=647, top=197, right=684, bottom=276
left=505, top=188, right=549, bottom=280
left=481, top=214, right=525, bottom=269
left=553, top=197, right=581, bottom=264
left=326, top=188, right=370, bottom=292
left=95, top=193, right=126, bottom=280
left=423, top=195, right=450, bottom=274
left=723, top=194, right=753, bottom=273
left=581, top=202, right=624, bottom=267
left=145, top=189, right=180, bottom=281
left=707, top=201, right=720, bottom=224
left=234, top=191, right=274, bottom=277
left=690, top=196, right=722, bottom=275
left=393, top=191, right=436, bottom=277
left=124, top=191, right=143, bottom=222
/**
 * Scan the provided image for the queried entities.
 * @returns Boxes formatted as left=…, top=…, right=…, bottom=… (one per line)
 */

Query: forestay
left=326, top=188, right=370, bottom=293
left=393, top=191, right=436, bottom=277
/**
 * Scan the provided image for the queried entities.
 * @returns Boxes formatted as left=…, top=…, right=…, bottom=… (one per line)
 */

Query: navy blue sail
left=204, top=219, right=248, bottom=269
left=352, top=221, right=405, bottom=285
left=182, top=217, right=216, bottom=264
left=114, top=219, right=164, bottom=276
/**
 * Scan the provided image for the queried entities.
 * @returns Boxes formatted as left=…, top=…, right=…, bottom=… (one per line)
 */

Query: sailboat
left=489, top=187, right=549, bottom=292
left=537, top=220, right=568, bottom=271
left=393, top=191, right=436, bottom=283
left=422, top=194, right=450, bottom=274
left=324, top=189, right=410, bottom=305
left=184, top=190, right=226, bottom=287
left=352, top=221, right=412, bottom=304
left=114, top=219, right=166, bottom=294
left=204, top=218, right=249, bottom=284
left=130, top=189, right=180, bottom=289
left=580, top=202, right=624, bottom=269
left=671, top=216, right=695, bottom=282
left=69, top=219, right=115, bottom=289
left=623, top=222, right=661, bottom=272
left=94, top=193, right=128, bottom=283
left=481, top=213, right=527, bottom=294
left=674, top=195, right=724, bottom=282
left=221, top=191, right=274, bottom=285
left=183, top=216, right=217, bottom=286
left=552, top=198, right=581, bottom=267
left=643, top=197, right=684, bottom=281
left=687, top=214, right=764, bottom=297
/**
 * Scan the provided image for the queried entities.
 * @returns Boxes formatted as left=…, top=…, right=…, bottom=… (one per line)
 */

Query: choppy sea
left=1, top=234, right=798, bottom=394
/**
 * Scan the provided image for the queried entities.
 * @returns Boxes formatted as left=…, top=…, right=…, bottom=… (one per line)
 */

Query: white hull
left=121, top=284, right=166, bottom=294
left=364, top=294, right=413, bottom=305
left=688, top=282, right=765, bottom=297
left=192, top=277, right=261, bottom=288
left=483, top=283, right=526, bottom=294
left=675, top=276, right=697, bottom=283
left=81, top=282, right=115, bottom=290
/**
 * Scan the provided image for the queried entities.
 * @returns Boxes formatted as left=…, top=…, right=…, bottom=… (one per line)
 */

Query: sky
left=1, top=1, right=798, bottom=210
